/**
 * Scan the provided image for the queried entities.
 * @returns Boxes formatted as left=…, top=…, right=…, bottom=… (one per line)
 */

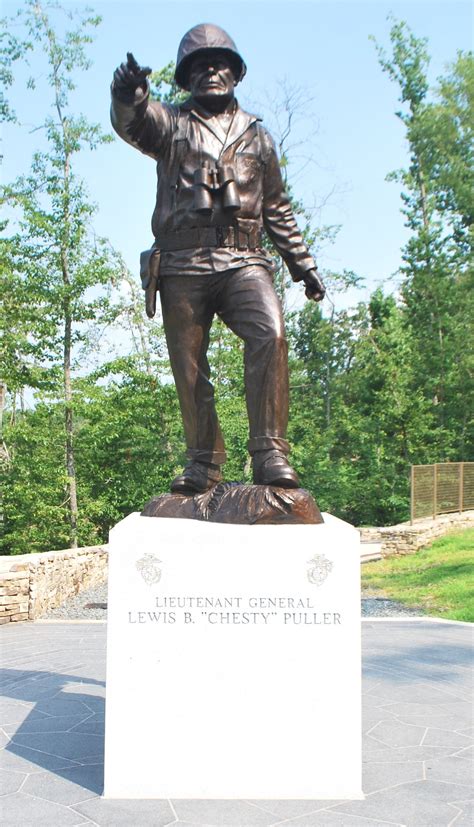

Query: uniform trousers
left=159, top=265, right=290, bottom=466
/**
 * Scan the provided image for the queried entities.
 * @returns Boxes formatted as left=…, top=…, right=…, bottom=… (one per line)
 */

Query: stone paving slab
left=0, top=620, right=472, bottom=826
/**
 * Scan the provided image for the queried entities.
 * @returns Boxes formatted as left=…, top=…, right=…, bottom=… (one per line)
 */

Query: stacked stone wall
left=0, top=566, right=30, bottom=623
left=0, top=545, right=108, bottom=624
left=359, top=510, right=474, bottom=557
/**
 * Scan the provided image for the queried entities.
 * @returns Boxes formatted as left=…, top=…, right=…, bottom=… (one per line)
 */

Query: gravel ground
left=361, top=595, right=421, bottom=616
left=41, top=582, right=423, bottom=619
left=43, top=582, right=109, bottom=620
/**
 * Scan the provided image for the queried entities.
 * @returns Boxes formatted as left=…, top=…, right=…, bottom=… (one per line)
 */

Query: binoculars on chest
left=193, top=164, right=241, bottom=214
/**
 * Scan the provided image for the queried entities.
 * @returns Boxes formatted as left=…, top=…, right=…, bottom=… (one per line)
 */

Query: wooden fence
left=410, top=462, right=474, bottom=523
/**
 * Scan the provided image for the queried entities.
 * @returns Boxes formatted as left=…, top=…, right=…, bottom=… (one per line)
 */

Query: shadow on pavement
left=1, top=666, right=105, bottom=794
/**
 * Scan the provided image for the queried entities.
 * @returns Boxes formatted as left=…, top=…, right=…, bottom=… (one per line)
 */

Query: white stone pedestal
left=104, top=513, right=363, bottom=799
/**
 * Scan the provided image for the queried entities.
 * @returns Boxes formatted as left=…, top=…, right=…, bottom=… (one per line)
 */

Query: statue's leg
left=160, top=275, right=226, bottom=471
left=216, top=265, right=298, bottom=487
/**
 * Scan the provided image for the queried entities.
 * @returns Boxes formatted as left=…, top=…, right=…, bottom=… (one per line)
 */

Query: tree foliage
left=373, top=19, right=473, bottom=461
left=1, top=0, right=119, bottom=548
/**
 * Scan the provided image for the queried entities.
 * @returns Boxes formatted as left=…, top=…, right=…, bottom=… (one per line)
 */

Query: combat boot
left=252, top=449, right=299, bottom=488
left=170, top=460, right=222, bottom=495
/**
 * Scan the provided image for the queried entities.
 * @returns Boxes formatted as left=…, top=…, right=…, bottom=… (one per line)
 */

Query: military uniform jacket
left=110, top=85, right=317, bottom=280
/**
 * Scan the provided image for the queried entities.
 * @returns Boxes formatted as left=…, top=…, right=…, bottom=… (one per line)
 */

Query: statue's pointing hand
left=113, top=52, right=152, bottom=95
left=303, top=269, right=326, bottom=302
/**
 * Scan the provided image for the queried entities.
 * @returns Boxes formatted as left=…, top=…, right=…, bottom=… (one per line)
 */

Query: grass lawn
left=361, top=528, right=474, bottom=622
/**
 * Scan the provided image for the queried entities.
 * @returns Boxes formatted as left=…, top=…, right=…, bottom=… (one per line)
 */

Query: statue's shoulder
left=253, top=120, right=277, bottom=157
left=237, top=102, right=261, bottom=120
left=157, top=98, right=193, bottom=132
left=238, top=108, right=271, bottom=142
left=148, top=98, right=190, bottom=121
left=255, top=121, right=272, bottom=140
left=234, top=102, right=264, bottom=129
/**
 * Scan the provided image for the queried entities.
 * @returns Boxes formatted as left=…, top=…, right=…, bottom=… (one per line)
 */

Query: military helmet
left=175, top=23, right=247, bottom=90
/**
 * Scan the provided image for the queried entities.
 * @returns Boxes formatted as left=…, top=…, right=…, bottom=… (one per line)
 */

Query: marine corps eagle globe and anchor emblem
left=307, top=554, right=333, bottom=586
left=136, top=553, right=162, bottom=586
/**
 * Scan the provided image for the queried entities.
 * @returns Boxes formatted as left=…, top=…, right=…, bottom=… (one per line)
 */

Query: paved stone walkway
left=0, top=620, right=472, bottom=826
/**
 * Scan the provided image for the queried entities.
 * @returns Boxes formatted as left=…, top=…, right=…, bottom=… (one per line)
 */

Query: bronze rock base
left=141, top=482, right=323, bottom=525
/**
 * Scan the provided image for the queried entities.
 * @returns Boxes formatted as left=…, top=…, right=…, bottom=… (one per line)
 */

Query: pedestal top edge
left=110, top=511, right=358, bottom=536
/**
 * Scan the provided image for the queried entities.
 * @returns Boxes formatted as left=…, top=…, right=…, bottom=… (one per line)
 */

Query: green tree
left=1, top=0, right=118, bottom=548
left=72, top=366, right=184, bottom=539
left=148, top=61, right=188, bottom=105
left=373, top=20, right=474, bottom=460
left=1, top=370, right=185, bottom=553
left=0, top=22, right=32, bottom=123
left=289, top=288, right=436, bottom=525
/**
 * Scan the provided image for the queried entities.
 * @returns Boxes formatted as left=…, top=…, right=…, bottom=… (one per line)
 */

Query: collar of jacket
left=181, top=98, right=262, bottom=151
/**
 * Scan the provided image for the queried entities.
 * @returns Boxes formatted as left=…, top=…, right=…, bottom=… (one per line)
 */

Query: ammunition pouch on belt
left=140, top=247, right=161, bottom=319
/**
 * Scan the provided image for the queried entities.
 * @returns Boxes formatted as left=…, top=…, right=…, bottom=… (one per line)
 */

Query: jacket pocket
left=235, top=152, right=261, bottom=184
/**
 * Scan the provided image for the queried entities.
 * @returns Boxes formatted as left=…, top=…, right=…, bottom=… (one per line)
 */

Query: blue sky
left=3, top=0, right=473, bottom=311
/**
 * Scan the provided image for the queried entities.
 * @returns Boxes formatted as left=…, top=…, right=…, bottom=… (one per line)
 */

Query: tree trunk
left=61, top=147, right=78, bottom=548
left=0, top=381, right=10, bottom=467
left=0, top=381, right=5, bottom=541
left=417, top=159, right=446, bottom=430
left=0, top=382, right=5, bottom=444
left=418, top=169, right=430, bottom=232
left=63, top=295, right=78, bottom=548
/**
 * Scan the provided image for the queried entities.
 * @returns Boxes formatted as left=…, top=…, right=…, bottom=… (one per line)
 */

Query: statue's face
left=188, top=51, right=237, bottom=110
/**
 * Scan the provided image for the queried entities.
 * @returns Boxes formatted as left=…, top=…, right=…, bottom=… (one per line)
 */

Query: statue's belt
left=155, top=225, right=263, bottom=252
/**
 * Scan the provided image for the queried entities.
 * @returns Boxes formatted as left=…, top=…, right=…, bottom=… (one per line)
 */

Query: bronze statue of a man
left=111, top=23, right=325, bottom=495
